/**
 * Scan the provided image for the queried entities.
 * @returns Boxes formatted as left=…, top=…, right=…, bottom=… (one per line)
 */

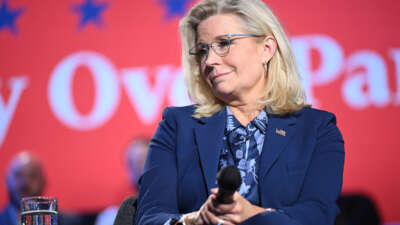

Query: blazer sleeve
left=134, top=107, right=182, bottom=225
left=241, top=112, right=345, bottom=225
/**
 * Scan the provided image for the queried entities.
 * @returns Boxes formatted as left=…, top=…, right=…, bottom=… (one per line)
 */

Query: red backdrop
left=1, top=0, right=399, bottom=223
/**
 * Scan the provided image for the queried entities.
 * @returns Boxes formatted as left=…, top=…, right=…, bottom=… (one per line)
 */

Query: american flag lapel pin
left=275, top=128, right=286, bottom=136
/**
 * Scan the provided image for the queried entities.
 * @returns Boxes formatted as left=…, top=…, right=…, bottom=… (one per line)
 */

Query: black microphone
left=216, top=165, right=242, bottom=204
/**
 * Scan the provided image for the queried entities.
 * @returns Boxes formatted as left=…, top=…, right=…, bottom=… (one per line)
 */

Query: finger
left=213, top=201, right=236, bottom=214
left=198, top=211, right=208, bottom=225
left=221, top=192, right=246, bottom=214
left=201, top=201, right=214, bottom=225
left=210, top=188, right=218, bottom=194
left=203, top=209, right=225, bottom=225
left=218, top=220, right=235, bottom=225
left=203, top=193, right=218, bottom=221
left=207, top=194, right=223, bottom=213
left=186, top=212, right=202, bottom=225
left=232, top=191, right=242, bottom=201
left=219, top=214, right=241, bottom=225
left=215, top=216, right=238, bottom=225
left=210, top=195, right=236, bottom=214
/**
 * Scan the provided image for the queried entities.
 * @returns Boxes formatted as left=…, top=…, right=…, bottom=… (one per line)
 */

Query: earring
left=263, top=60, right=269, bottom=72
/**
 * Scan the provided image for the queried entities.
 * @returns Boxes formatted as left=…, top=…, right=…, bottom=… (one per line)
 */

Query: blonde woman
left=135, top=0, right=344, bottom=225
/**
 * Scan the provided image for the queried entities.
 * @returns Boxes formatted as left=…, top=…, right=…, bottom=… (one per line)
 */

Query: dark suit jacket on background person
left=135, top=105, right=345, bottom=225
left=0, top=204, right=18, bottom=225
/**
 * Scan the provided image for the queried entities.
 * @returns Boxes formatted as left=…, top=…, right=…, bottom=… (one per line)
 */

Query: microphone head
left=217, top=165, right=242, bottom=191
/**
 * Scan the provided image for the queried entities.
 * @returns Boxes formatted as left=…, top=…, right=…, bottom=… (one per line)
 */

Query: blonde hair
left=179, top=0, right=309, bottom=118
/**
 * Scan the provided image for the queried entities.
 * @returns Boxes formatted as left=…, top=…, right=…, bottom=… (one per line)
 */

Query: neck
left=228, top=102, right=263, bottom=126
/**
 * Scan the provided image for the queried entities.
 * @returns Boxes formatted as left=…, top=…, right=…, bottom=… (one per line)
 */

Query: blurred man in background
left=0, top=151, right=96, bottom=225
left=124, top=138, right=150, bottom=187
left=0, top=151, right=46, bottom=225
left=95, top=137, right=150, bottom=225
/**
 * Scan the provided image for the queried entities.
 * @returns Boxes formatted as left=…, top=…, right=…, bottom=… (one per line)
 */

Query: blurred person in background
left=125, top=138, right=151, bottom=186
left=0, top=151, right=94, bottom=225
left=0, top=151, right=46, bottom=225
left=95, top=137, right=150, bottom=225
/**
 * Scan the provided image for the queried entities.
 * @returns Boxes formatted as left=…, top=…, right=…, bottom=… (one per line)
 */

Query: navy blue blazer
left=135, top=105, right=345, bottom=225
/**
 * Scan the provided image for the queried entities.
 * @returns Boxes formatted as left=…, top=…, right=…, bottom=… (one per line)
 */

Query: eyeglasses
left=189, top=33, right=264, bottom=64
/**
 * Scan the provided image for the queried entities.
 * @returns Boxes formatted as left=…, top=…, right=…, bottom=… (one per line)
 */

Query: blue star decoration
left=0, top=0, right=24, bottom=35
left=160, top=0, right=192, bottom=20
left=73, top=0, right=109, bottom=29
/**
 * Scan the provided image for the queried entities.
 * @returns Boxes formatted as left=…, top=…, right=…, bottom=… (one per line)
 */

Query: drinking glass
left=20, top=196, right=58, bottom=225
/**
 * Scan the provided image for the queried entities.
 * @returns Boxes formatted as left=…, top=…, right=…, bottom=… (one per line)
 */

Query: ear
left=261, top=36, right=277, bottom=63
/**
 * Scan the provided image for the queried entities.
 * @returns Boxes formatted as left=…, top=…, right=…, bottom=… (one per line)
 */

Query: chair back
left=113, top=196, right=138, bottom=225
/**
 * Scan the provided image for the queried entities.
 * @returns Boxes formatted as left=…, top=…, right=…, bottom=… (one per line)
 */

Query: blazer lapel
left=259, top=113, right=298, bottom=181
left=194, top=109, right=226, bottom=194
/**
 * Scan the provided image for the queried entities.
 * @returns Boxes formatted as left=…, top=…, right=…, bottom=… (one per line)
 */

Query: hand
left=208, top=188, right=266, bottom=224
left=181, top=192, right=229, bottom=225
left=186, top=188, right=267, bottom=225
left=182, top=193, right=219, bottom=225
left=181, top=211, right=202, bottom=225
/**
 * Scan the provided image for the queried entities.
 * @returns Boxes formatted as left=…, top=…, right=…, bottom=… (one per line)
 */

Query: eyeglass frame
left=189, top=33, right=265, bottom=64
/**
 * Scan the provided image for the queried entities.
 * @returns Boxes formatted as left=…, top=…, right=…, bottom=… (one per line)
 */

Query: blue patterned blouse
left=218, top=106, right=268, bottom=205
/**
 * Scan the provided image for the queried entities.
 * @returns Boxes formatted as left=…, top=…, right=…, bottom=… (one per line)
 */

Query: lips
left=211, top=71, right=231, bottom=82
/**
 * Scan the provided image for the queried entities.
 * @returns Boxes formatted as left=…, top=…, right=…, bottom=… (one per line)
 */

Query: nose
left=204, top=46, right=221, bottom=66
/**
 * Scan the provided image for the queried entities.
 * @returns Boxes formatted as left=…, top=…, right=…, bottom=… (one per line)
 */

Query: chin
left=212, top=88, right=234, bottom=102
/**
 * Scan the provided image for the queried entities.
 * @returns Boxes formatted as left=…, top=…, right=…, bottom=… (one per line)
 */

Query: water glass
left=20, top=196, right=58, bottom=225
